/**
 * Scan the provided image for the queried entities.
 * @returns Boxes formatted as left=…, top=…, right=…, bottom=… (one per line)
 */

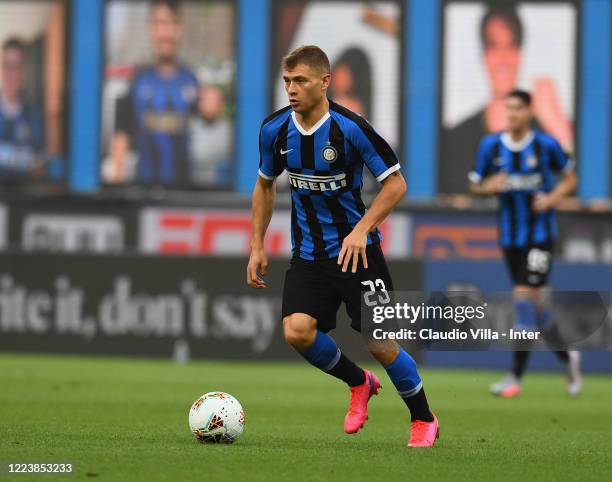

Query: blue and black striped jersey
left=259, top=100, right=400, bottom=260
left=469, top=130, right=574, bottom=248
left=119, top=65, right=198, bottom=185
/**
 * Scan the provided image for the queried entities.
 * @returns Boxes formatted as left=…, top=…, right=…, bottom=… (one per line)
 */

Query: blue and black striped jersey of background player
left=116, top=65, right=198, bottom=185
left=258, top=99, right=400, bottom=261
left=0, top=100, right=43, bottom=179
left=468, top=129, right=575, bottom=248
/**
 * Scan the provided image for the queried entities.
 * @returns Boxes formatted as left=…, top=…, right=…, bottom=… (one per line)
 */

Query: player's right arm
left=247, top=122, right=283, bottom=289
left=468, top=136, right=507, bottom=196
left=247, top=176, right=276, bottom=289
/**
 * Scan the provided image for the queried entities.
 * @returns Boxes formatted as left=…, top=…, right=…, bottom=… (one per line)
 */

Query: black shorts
left=281, top=243, right=393, bottom=332
left=503, top=242, right=554, bottom=288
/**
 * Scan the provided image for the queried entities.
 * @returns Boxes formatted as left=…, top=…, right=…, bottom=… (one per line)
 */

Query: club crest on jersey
left=526, top=154, right=538, bottom=168
left=288, top=171, right=347, bottom=191
left=321, top=144, right=338, bottom=163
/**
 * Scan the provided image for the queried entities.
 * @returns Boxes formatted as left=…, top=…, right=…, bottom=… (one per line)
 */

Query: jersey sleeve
left=348, top=118, right=400, bottom=182
left=258, top=123, right=283, bottom=180
left=548, top=138, right=574, bottom=173
left=468, top=137, right=494, bottom=184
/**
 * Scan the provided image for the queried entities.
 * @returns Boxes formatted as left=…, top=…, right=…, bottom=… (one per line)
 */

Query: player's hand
left=484, top=173, right=508, bottom=194
left=247, top=248, right=268, bottom=289
left=532, top=192, right=555, bottom=212
left=337, top=227, right=368, bottom=273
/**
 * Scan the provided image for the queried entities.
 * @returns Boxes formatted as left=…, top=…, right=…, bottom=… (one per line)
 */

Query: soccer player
left=107, top=0, right=198, bottom=186
left=468, top=89, right=582, bottom=397
left=440, top=3, right=573, bottom=194
left=0, top=37, right=44, bottom=180
left=247, top=45, right=438, bottom=447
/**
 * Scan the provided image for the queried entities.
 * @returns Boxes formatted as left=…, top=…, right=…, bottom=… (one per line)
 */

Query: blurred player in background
left=468, top=89, right=581, bottom=397
left=107, top=0, right=198, bottom=186
left=441, top=3, right=574, bottom=194
left=248, top=45, right=439, bottom=447
left=0, top=37, right=44, bottom=180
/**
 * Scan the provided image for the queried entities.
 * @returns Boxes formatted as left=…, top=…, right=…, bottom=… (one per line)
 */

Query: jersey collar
left=291, top=110, right=330, bottom=136
left=500, top=130, right=535, bottom=152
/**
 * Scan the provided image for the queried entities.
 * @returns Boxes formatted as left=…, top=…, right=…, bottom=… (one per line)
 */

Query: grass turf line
left=0, top=354, right=611, bottom=482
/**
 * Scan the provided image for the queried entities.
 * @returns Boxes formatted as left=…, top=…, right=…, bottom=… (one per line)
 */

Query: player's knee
left=367, top=339, right=400, bottom=366
left=513, top=285, right=539, bottom=298
left=283, top=314, right=317, bottom=349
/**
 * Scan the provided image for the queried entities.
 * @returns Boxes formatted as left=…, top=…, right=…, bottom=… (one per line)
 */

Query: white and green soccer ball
left=188, top=392, right=245, bottom=444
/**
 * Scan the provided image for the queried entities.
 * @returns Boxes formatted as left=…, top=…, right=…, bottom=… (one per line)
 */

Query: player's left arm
left=338, top=120, right=405, bottom=273
left=360, top=170, right=407, bottom=232
left=533, top=139, right=577, bottom=213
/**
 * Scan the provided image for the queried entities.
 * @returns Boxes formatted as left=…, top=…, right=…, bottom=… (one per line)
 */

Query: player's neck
left=295, top=98, right=329, bottom=131
left=507, top=126, right=531, bottom=142
left=156, top=59, right=177, bottom=77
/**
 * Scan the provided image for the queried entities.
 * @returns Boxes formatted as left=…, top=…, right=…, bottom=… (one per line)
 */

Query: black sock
left=554, top=350, right=569, bottom=363
left=512, top=351, right=531, bottom=379
left=402, top=387, right=434, bottom=422
left=327, top=352, right=366, bottom=387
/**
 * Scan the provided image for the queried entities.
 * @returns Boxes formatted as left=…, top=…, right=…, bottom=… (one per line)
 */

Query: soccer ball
left=188, top=392, right=245, bottom=444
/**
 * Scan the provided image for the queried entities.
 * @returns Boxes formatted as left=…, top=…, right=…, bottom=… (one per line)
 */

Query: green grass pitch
left=1, top=354, right=611, bottom=482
